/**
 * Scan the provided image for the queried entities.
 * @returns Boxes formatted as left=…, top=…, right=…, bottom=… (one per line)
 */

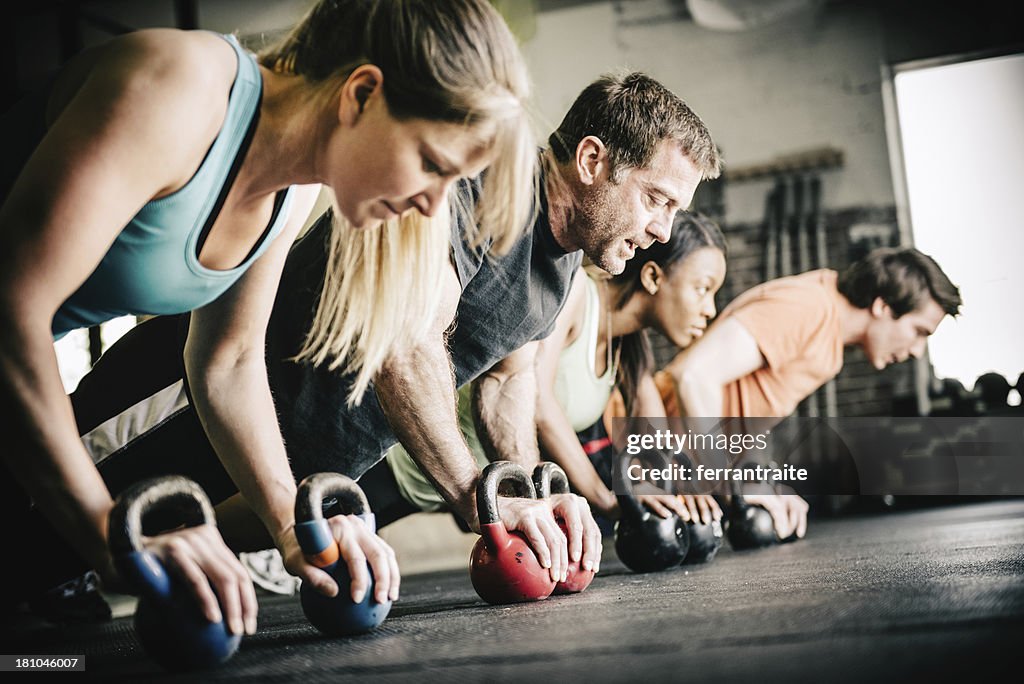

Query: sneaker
left=239, top=549, right=300, bottom=596
left=28, top=571, right=112, bottom=625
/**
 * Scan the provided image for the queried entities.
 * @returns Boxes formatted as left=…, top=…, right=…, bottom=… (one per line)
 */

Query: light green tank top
left=386, top=275, right=613, bottom=511
left=553, top=276, right=616, bottom=430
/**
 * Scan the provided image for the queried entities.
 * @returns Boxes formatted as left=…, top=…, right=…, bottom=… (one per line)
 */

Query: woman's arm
left=0, top=32, right=237, bottom=601
left=184, top=187, right=397, bottom=607
left=626, top=373, right=720, bottom=522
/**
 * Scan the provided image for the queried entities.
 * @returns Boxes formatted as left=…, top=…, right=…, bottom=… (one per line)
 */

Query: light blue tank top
left=52, top=33, right=294, bottom=338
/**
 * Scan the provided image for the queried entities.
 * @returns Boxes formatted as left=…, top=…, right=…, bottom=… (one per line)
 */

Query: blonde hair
left=261, top=0, right=535, bottom=403
left=298, top=200, right=450, bottom=403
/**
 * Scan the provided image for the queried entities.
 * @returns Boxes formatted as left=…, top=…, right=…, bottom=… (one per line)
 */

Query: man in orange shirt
left=656, top=247, right=962, bottom=536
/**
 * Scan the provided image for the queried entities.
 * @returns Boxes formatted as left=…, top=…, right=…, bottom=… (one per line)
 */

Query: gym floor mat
left=4, top=500, right=1022, bottom=681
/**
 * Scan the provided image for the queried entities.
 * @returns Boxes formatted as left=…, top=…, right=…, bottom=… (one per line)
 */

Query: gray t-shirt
left=267, top=176, right=582, bottom=480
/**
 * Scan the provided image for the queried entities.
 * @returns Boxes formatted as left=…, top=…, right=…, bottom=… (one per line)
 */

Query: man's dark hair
left=548, top=71, right=721, bottom=181
left=837, top=247, right=962, bottom=317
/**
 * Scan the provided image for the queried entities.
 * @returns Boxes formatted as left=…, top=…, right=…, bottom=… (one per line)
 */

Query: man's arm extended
left=373, top=265, right=576, bottom=580
left=472, top=341, right=603, bottom=574
left=665, top=317, right=765, bottom=418
left=471, top=342, right=541, bottom=468
left=373, top=264, right=480, bottom=528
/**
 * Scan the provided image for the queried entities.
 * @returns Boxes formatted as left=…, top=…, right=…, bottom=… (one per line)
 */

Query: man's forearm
left=472, top=365, right=540, bottom=468
left=375, top=264, right=482, bottom=528
left=375, top=339, right=481, bottom=529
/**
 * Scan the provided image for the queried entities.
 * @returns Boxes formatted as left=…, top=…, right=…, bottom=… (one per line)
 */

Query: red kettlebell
left=531, top=462, right=595, bottom=594
left=470, top=461, right=556, bottom=604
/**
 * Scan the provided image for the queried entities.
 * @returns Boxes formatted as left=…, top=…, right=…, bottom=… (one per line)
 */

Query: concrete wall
left=13, top=0, right=1018, bottom=411
left=522, top=0, right=894, bottom=225
left=520, top=0, right=1019, bottom=416
left=520, top=0, right=1021, bottom=225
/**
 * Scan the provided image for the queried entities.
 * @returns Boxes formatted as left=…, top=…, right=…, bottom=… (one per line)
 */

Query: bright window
left=893, top=53, right=1024, bottom=389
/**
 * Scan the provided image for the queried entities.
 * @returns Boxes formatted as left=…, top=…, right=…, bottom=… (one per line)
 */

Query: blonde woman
left=0, top=0, right=534, bottom=630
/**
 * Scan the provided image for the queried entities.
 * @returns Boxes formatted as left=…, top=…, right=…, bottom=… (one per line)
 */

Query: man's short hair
left=548, top=71, right=721, bottom=181
left=837, top=247, right=962, bottom=317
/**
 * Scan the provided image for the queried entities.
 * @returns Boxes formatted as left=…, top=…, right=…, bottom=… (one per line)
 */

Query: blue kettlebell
left=295, top=472, right=391, bottom=636
left=108, top=476, right=241, bottom=671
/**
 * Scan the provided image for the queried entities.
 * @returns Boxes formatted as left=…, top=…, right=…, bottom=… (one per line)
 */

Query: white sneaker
left=239, top=549, right=301, bottom=596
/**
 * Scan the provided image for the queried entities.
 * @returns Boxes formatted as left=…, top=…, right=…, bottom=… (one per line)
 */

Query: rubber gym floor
left=4, top=499, right=1022, bottom=682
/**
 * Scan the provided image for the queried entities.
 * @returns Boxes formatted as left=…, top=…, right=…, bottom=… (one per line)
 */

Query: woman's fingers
left=145, top=524, right=258, bottom=635
left=324, top=515, right=400, bottom=604
left=279, top=534, right=338, bottom=598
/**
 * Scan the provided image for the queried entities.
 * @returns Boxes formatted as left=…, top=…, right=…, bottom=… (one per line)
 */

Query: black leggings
left=358, top=458, right=425, bottom=529
left=1, top=316, right=236, bottom=602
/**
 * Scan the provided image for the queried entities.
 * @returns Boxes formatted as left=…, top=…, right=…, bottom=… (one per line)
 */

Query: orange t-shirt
left=654, top=269, right=845, bottom=419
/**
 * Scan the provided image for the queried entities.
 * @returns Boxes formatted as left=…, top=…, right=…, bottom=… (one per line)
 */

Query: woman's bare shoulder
left=49, top=29, right=238, bottom=139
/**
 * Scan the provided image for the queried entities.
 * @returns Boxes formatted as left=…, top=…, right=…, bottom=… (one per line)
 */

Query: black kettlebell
left=295, top=472, right=391, bottom=636
left=727, top=487, right=798, bottom=550
left=683, top=514, right=724, bottom=564
left=108, top=476, right=240, bottom=671
left=613, top=449, right=689, bottom=573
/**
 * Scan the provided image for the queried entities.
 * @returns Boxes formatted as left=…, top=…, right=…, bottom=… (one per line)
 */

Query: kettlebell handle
left=296, top=472, right=370, bottom=522
left=108, top=476, right=215, bottom=556
left=616, top=448, right=675, bottom=522
left=477, top=461, right=536, bottom=526
left=532, top=462, right=570, bottom=499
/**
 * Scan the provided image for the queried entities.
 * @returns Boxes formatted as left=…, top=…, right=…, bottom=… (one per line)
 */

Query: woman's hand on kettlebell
left=677, top=494, right=722, bottom=525
left=142, top=524, right=258, bottom=636
left=279, top=515, right=400, bottom=604
left=548, top=493, right=602, bottom=573
left=495, top=496, right=567, bottom=583
left=328, top=514, right=400, bottom=605
left=742, top=493, right=808, bottom=539
left=635, top=494, right=692, bottom=521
